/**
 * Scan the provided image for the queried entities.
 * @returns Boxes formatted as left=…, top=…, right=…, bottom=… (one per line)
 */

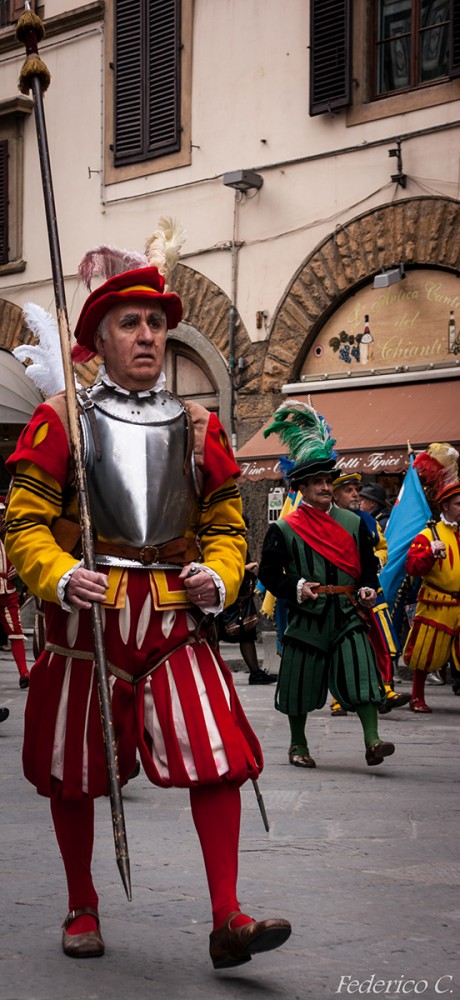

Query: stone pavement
left=1, top=643, right=459, bottom=1000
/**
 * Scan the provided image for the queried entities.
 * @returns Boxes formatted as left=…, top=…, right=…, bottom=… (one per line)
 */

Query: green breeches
left=276, top=619, right=385, bottom=717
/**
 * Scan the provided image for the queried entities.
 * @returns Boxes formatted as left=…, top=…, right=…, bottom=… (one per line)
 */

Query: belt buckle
left=139, top=544, right=159, bottom=565
left=324, top=585, right=335, bottom=595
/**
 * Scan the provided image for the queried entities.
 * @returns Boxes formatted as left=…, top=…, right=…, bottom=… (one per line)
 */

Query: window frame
left=346, top=0, right=460, bottom=126
left=104, top=0, right=192, bottom=185
left=0, top=96, right=32, bottom=275
left=373, top=0, right=451, bottom=98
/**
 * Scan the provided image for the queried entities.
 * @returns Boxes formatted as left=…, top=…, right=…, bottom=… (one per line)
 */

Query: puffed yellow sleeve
left=375, top=524, right=388, bottom=568
left=4, top=460, right=80, bottom=604
left=195, top=477, right=247, bottom=607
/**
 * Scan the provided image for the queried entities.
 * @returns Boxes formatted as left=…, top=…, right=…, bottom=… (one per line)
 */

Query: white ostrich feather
left=145, top=217, right=187, bottom=288
left=78, top=245, right=148, bottom=291
left=13, top=303, right=66, bottom=398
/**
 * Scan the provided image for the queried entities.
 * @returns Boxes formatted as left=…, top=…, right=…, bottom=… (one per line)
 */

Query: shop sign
left=238, top=450, right=409, bottom=480
left=302, top=270, right=460, bottom=378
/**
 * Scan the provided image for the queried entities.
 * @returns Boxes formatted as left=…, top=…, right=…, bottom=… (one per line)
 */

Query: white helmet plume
left=145, top=217, right=187, bottom=289
left=13, top=303, right=67, bottom=397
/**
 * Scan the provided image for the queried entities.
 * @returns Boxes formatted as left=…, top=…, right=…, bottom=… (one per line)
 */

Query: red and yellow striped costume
left=5, top=397, right=262, bottom=799
left=403, top=520, right=460, bottom=673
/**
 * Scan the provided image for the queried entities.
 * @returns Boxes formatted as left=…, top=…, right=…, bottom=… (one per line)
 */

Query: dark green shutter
left=310, top=0, right=352, bottom=115
left=114, top=0, right=181, bottom=166
left=0, top=140, right=8, bottom=265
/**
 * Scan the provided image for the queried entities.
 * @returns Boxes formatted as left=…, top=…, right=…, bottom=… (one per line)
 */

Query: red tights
left=412, top=669, right=427, bottom=701
left=51, top=781, right=246, bottom=934
left=10, top=638, right=29, bottom=678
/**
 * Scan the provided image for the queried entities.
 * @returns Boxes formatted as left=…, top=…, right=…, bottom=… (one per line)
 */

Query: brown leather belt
left=314, top=584, right=357, bottom=602
left=94, top=537, right=189, bottom=566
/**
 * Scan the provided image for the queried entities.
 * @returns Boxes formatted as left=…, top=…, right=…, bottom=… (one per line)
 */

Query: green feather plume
left=263, top=400, right=336, bottom=463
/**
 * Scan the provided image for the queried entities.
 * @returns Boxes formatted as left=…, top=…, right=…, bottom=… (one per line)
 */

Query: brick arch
left=173, top=262, right=262, bottom=389
left=262, top=196, right=460, bottom=395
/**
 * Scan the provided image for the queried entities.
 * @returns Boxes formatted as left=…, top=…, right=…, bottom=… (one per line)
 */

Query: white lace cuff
left=57, top=560, right=83, bottom=612
left=188, top=562, right=226, bottom=614
left=296, top=578, right=306, bottom=604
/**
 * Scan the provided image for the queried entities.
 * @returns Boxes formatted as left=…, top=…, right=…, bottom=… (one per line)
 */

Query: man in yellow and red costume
left=4, top=253, right=290, bottom=967
left=403, top=474, right=460, bottom=713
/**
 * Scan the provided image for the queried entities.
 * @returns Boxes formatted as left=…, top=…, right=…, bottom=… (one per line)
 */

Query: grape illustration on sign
left=328, top=315, right=373, bottom=367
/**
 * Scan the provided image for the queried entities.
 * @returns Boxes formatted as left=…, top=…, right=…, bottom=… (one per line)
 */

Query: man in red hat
left=4, top=263, right=291, bottom=967
left=403, top=479, right=460, bottom=713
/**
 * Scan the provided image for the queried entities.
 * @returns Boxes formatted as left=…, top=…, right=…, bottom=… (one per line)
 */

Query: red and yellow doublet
left=5, top=396, right=262, bottom=799
left=403, top=520, right=460, bottom=673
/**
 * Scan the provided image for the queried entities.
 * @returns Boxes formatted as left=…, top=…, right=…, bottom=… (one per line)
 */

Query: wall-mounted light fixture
left=223, top=169, right=264, bottom=193
left=373, top=263, right=405, bottom=289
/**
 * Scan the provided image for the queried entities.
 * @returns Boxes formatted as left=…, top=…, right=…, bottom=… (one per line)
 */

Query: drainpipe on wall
left=228, top=190, right=242, bottom=450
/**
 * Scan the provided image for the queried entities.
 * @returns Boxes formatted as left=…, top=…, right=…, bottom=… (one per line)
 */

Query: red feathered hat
left=72, top=266, right=182, bottom=362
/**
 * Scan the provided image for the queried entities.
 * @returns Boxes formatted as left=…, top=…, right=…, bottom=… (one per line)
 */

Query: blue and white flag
left=380, top=456, right=431, bottom=613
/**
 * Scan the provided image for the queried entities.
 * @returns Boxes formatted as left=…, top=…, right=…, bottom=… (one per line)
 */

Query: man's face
left=334, top=482, right=361, bottom=511
left=359, top=496, right=377, bottom=515
left=299, top=475, right=334, bottom=511
left=94, top=301, right=168, bottom=391
left=441, top=493, right=460, bottom=523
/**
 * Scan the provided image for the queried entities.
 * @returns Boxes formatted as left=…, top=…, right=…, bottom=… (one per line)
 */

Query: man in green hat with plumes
left=258, top=402, right=395, bottom=769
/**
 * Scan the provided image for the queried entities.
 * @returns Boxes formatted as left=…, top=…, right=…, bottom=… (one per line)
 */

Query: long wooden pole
left=16, top=6, right=131, bottom=900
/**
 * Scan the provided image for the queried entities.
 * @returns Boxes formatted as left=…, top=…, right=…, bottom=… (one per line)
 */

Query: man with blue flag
left=380, top=456, right=432, bottom=616
left=402, top=446, right=460, bottom=713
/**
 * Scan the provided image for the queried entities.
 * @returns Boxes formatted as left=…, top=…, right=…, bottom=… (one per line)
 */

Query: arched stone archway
left=173, top=263, right=264, bottom=394
left=168, top=321, right=232, bottom=431
left=261, top=196, right=460, bottom=397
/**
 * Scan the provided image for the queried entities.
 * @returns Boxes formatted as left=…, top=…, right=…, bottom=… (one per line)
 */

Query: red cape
left=285, top=504, right=361, bottom=580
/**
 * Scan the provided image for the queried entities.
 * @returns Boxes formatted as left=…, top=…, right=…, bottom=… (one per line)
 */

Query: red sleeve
left=202, top=413, right=240, bottom=496
left=406, top=533, right=435, bottom=577
left=6, top=403, right=71, bottom=486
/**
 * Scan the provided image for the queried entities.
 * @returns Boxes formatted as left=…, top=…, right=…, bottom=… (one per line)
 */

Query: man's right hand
left=65, top=567, right=109, bottom=609
left=300, top=581, right=321, bottom=601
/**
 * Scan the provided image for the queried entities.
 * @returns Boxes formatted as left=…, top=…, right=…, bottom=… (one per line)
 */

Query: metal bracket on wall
left=388, top=139, right=406, bottom=188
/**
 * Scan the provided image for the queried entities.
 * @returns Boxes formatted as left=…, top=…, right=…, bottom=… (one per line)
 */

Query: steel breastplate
left=78, top=383, right=197, bottom=551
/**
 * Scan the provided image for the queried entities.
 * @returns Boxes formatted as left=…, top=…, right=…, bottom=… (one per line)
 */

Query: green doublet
left=275, top=507, right=384, bottom=715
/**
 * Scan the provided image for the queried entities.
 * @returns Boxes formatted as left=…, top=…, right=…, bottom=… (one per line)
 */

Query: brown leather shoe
left=365, top=741, right=395, bottom=767
left=288, top=745, right=316, bottom=768
left=62, top=908, right=105, bottom=958
left=209, top=912, right=291, bottom=969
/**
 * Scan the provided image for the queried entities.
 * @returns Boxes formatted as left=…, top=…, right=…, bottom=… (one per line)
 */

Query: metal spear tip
left=117, top=856, right=132, bottom=902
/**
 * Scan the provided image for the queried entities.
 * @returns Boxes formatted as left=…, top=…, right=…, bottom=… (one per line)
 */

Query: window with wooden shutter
left=309, top=0, right=352, bottom=115
left=114, top=0, right=181, bottom=166
left=0, top=140, right=8, bottom=265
